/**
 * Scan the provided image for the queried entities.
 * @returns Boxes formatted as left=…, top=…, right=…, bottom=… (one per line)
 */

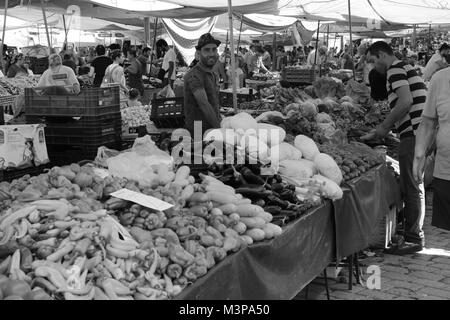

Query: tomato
left=2, top=280, right=31, bottom=298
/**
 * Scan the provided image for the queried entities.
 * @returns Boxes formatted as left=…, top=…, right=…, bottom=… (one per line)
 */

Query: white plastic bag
left=158, top=85, right=175, bottom=98
left=106, top=135, right=173, bottom=187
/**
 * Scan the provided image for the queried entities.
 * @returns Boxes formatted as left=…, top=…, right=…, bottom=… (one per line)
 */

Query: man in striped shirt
left=363, top=41, right=427, bottom=254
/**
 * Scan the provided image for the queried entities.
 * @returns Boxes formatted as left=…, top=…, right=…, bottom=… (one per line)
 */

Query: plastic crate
left=150, top=94, right=184, bottom=128
left=369, top=205, right=398, bottom=249
left=47, top=142, right=121, bottom=165
left=25, top=86, right=120, bottom=117
left=283, top=68, right=321, bottom=84
left=0, top=163, right=52, bottom=182
left=219, top=89, right=259, bottom=108
left=0, top=95, right=18, bottom=115
left=29, top=57, right=49, bottom=75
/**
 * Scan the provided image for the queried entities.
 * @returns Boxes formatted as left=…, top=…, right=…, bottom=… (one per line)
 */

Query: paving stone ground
left=295, top=191, right=450, bottom=300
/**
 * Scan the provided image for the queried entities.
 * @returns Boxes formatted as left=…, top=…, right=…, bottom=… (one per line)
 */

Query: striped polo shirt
left=386, top=60, right=427, bottom=138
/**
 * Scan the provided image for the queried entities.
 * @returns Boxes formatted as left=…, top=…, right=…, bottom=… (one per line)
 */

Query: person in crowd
left=125, top=49, right=144, bottom=96
left=413, top=67, right=450, bottom=232
left=102, top=49, right=128, bottom=101
left=261, top=47, right=272, bottom=70
left=248, top=46, right=270, bottom=77
left=22, top=58, right=34, bottom=76
left=1, top=44, right=11, bottom=75
left=77, top=65, right=92, bottom=88
left=306, top=46, right=327, bottom=67
left=127, top=88, right=143, bottom=108
left=85, top=47, right=96, bottom=65
left=138, top=47, right=151, bottom=76
left=156, top=39, right=177, bottom=88
left=7, top=54, right=28, bottom=78
left=402, top=47, right=409, bottom=59
left=341, top=52, right=354, bottom=70
left=276, top=46, right=286, bottom=70
left=89, top=45, right=112, bottom=87
left=109, top=43, right=121, bottom=52
left=243, top=45, right=255, bottom=75
left=422, top=43, right=450, bottom=81
left=189, top=51, right=200, bottom=69
left=37, top=53, right=80, bottom=94
left=356, top=48, right=372, bottom=85
left=183, top=33, right=222, bottom=135
left=62, top=53, right=77, bottom=73
left=299, top=47, right=307, bottom=63
left=226, top=54, right=244, bottom=89
left=362, top=41, right=427, bottom=254
left=368, top=65, right=388, bottom=101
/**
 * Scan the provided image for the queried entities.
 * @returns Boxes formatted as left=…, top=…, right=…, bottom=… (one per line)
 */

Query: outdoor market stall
left=1, top=0, right=450, bottom=301
left=176, top=163, right=398, bottom=300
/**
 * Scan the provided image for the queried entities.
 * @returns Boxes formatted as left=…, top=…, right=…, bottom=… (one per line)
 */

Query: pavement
left=295, top=191, right=450, bottom=300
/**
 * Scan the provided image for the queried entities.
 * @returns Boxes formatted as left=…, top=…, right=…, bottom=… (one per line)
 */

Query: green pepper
left=20, top=247, right=33, bottom=272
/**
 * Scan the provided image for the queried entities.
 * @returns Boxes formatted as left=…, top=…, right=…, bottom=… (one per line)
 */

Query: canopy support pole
left=62, top=14, right=68, bottom=51
left=149, top=17, right=158, bottom=70
left=144, top=17, right=150, bottom=47
left=428, top=24, right=432, bottom=51
left=40, top=0, right=52, bottom=51
left=412, top=24, right=416, bottom=50
left=237, top=14, right=243, bottom=55
left=272, top=32, right=276, bottom=71
left=314, top=20, right=320, bottom=67
left=1, top=0, right=8, bottom=73
left=326, top=24, right=330, bottom=47
left=227, top=0, right=237, bottom=113
left=348, top=0, right=355, bottom=79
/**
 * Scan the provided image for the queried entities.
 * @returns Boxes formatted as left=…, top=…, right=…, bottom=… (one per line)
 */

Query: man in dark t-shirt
left=89, top=45, right=112, bottom=87
left=368, top=68, right=388, bottom=101
left=184, top=33, right=222, bottom=136
left=62, top=54, right=77, bottom=73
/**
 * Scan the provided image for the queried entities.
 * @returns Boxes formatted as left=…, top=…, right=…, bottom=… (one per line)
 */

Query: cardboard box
left=0, top=124, right=49, bottom=170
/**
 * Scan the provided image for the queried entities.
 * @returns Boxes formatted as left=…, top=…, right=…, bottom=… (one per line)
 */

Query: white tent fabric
left=297, top=0, right=450, bottom=25
left=238, top=14, right=297, bottom=32
left=165, top=0, right=279, bottom=14
left=161, top=17, right=218, bottom=65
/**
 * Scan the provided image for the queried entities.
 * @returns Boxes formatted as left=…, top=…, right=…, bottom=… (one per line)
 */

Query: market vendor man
left=362, top=41, right=427, bottom=254
left=183, top=33, right=222, bottom=136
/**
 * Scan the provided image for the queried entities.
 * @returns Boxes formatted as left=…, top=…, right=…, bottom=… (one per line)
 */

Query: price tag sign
left=111, top=188, right=174, bottom=211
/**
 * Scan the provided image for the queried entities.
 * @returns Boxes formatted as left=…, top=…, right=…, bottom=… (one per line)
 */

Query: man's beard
left=200, top=55, right=217, bottom=67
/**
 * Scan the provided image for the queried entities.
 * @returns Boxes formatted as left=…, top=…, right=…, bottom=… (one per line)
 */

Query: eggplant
left=240, top=167, right=266, bottom=185
left=267, top=194, right=290, bottom=209
left=263, top=206, right=282, bottom=215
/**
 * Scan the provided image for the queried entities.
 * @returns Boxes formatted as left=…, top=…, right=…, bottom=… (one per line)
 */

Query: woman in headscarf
left=7, top=54, right=28, bottom=78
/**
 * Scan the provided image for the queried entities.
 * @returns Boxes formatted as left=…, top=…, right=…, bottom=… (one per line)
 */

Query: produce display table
left=176, top=202, right=335, bottom=300
left=334, top=164, right=400, bottom=261
left=176, top=164, right=399, bottom=300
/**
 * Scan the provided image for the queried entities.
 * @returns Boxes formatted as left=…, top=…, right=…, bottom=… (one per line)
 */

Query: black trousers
left=432, top=178, right=450, bottom=231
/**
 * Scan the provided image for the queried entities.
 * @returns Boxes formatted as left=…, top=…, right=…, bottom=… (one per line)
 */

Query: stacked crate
left=150, top=93, right=184, bottom=128
left=25, top=86, right=121, bottom=165
left=29, top=57, right=49, bottom=75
